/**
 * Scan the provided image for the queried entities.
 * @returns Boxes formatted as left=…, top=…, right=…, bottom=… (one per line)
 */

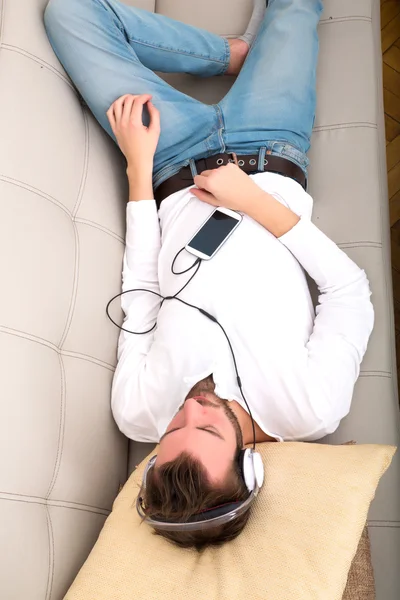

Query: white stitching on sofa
left=319, top=17, right=372, bottom=25
left=72, top=110, right=90, bottom=218
left=368, top=521, right=400, bottom=527
left=58, top=107, right=89, bottom=349
left=58, top=221, right=80, bottom=349
left=338, top=242, right=382, bottom=248
left=313, top=123, right=377, bottom=132
left=45, top=507, right=55, bottom=600
left=46, top=354, right=67, bottom=499
left=0, top=175, right=72, bottom=218
left=0, top=177, right=125, bottom=243
left=0, top=491, right=110, bottom=515
left=359, top=372, right=392, bottom=378
left=61, top=349, right=115, bottom=371
left=1, top=496, right=110, bottom=517
left=74, top=218, right=125, bottom=244
left=0, top=0, right=5, bottom=46
left=1, top=44, right=77, bottom=93
left=0, top=327, right=116, bottom=370
left=57, top=108, right=90, bottom=350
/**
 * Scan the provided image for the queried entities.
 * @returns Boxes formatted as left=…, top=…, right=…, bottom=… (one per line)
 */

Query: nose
left=182, top=397, right=203, bottom=425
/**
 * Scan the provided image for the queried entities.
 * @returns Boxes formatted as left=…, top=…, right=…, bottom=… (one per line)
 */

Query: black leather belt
left=154, top=151, right=307, bottom=209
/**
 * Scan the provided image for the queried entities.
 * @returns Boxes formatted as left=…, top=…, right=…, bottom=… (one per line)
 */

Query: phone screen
left=188, top=210, right=239, bottom=257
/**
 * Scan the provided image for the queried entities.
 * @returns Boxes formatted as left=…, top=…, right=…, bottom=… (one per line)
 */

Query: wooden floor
left=382, top=0, right=400, bottom=385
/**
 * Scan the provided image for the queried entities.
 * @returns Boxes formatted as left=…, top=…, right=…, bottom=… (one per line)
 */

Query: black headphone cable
left=106, top=246, right=256, bottom=450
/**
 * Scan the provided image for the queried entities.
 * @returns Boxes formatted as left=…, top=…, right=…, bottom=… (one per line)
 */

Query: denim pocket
left=280, top=143, right=310, bottom=170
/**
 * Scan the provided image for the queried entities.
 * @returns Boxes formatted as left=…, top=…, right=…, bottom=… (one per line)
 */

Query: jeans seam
left=213, top=103, right=226, bottom=130
left=220, top=37, right=230, bottom=75
left=128, top=37, right=228, bottom=64
left=268, top=141, right=309, bottom=169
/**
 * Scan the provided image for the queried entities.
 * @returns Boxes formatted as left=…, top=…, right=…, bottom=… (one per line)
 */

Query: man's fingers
left=131, top=94, right=152, bottom=127
left=197, top=170, right=214, bottom=177
left=106, top=105, right=116, bottom=134
left=107, top=94, right=131, bottom=116
left=113, top=95, right=128, bottom=123
left=121, top=95, right=136, bottom=128
left=193, top=173, right=212, bottom=190
left=193, top=169, right=220, bottom=188
left=193, top=174, right=206, bottom=190
left=191, top=187, right=218, bottom=206
left=147, top=101, right=160, bottom=133
left=107, top=94, right=141, bottom=125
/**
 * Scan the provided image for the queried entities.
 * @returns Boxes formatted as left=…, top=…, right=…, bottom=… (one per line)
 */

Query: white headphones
left=238, top=448, right=265, bottom=491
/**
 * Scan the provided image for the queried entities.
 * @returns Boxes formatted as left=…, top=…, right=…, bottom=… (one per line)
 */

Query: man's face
left=156, top=393, right=243, bottom=484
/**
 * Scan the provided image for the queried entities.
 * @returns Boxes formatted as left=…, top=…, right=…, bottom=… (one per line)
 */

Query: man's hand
left=191, top=161, right=301, bottom=237
left=106, top=94, right=160, bottom=174
left=191, top=163, right=265, bottom=213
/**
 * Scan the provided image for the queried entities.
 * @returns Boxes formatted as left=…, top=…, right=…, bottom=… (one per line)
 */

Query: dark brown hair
left=139, top=451, right=250, bottom=551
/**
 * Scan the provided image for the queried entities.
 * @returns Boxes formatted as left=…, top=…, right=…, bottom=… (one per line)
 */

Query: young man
left=44, top=0, right=374, bottom=550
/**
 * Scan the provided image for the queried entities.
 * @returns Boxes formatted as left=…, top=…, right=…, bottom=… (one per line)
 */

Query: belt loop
left=189, top=158, right=198, bottom=179
left=258, top=147, right=267, bottom=172
left=230, top=152, right=239, bottom=166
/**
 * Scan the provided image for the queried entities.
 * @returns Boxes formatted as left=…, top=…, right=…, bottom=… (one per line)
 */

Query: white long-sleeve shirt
left=111, top=172, right=374, bottom=443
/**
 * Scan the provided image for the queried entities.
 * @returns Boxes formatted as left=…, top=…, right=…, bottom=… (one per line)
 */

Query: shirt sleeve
left=278, top=217, right=375, bottom=438
left=111, top=200, right=161, bottom=440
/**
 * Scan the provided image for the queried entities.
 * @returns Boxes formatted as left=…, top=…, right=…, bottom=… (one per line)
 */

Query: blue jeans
left=44, top=0, right=322, bottom=191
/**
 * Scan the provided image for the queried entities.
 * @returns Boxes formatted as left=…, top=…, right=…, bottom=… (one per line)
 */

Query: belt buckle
left=229, top=152, right=239, bottom=166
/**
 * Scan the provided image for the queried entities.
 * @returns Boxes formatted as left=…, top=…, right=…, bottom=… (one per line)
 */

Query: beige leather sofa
left=1, top=0, right=399, bottom=598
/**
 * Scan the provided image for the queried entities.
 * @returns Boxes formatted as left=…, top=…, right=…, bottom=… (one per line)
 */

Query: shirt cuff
left=278, top=215, right=312, bottom=246
left=127, top=199, right=157, bottom=216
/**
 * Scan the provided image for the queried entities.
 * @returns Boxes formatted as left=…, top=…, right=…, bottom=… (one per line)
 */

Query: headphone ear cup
left=143, top=455, right=157, bottom=489
left=237, top=449, right=246, bottom=477
left=238, top=449, right=265, bottom=492
left=253, top=451, right=264, bottom=488
left=238, top=449, right=256, bottom=492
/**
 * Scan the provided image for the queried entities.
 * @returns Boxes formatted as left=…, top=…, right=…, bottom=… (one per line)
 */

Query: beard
left=182, top=375, right=244, bottom=450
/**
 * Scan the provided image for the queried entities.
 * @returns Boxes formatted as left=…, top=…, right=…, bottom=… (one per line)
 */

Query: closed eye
left=160, top=426, right=225, bottom=442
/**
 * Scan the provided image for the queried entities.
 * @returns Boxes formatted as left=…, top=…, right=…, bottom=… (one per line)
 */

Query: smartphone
left=185, top=207, right=242, bottom=261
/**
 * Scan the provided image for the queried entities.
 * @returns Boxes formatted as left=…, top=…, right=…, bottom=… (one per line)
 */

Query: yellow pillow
left=65, top=442, right=396, bottom=600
